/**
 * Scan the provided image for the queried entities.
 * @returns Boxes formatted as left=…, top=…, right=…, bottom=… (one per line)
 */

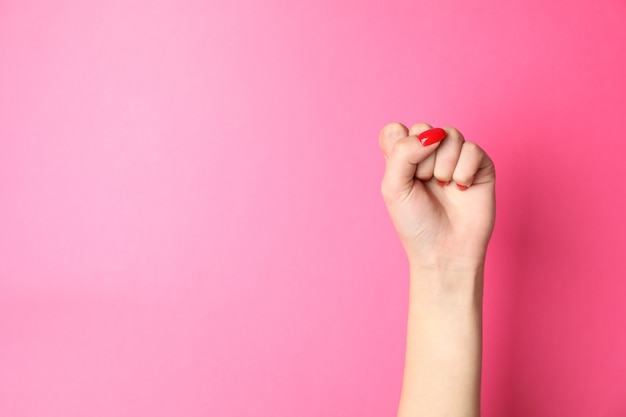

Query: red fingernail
left=456, top=184, right=468, bottom=191
left=437, top=180, right=450, bottom=186
left=417, top=128, right=446, bottom=146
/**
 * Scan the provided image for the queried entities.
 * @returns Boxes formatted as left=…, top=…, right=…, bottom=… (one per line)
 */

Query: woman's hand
left=379, top=122, right=496, bottom=270
left=380, top=121, right=495, bottom=417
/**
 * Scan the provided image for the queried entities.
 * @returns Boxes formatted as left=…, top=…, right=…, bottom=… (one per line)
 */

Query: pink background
left=1, top=0, right=625, bottom=416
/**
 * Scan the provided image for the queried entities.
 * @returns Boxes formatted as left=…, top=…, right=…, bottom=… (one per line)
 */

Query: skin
left=379, top=122, right=496, bottom=417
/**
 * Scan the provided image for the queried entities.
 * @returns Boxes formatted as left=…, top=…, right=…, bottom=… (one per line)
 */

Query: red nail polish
left=437, top=180, right=449, bottom=186
left=456, top=184, right=468, bottom=191
left=417, top=128, right=446, bottom=146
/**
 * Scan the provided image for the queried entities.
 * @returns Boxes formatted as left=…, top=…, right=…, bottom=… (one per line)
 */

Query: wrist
left=407, top=251, right=486, bottom=271
left=408, top=260, right=485, bottom=307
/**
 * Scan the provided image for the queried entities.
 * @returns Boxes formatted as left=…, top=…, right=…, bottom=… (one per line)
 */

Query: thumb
left=379, top=122, right=409, bottom=159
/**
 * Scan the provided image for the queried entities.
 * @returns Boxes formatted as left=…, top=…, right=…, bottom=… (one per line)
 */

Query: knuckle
left=391, top=137, right=412, bottom=155
left=409, top=122, right=431, bottom=135
left=381, top=122, right=406, bottom=137
left=463, top=141, right=480, bottom=154
left=443, top=126, right=465, bottom=143
left=433, top=172, right=452, bottom=182
left=453, top=172, right=473, bottom=185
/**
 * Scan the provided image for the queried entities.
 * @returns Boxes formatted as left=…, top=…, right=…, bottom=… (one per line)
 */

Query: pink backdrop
left=1, top=1, right=625, bottom=416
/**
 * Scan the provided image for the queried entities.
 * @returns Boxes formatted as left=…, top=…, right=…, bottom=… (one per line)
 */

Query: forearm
left=397, top=263, right=484, bottom=417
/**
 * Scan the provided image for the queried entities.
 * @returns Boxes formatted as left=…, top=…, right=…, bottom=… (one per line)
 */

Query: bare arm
left=379, top=122, right=495, bottom=417
left=398, top=264, right=483, bottom=417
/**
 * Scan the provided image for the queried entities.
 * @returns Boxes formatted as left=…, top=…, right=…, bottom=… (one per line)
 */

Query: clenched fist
left=379, top=122, right=496, bottom=270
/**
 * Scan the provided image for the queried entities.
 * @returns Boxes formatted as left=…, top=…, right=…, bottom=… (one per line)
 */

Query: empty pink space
left=1, top=0, right=625, bottom=416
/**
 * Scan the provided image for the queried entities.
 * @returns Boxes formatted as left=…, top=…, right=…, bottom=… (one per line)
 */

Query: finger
left=452, top=141, right=495, bottom=189
left=408, top=123, right=436, bottom=181
left=381, top=130, right=444, bottom=201
left=379, top=122, right=409, bottom=159
left=432, top=126, right=465, bottom=184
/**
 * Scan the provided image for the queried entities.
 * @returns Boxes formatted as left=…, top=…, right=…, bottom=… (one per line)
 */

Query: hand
left=379, top=122, right=496, bottom=269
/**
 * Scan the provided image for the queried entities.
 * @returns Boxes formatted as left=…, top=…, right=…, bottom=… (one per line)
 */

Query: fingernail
left=437, top=179, right=450, bottom=186
left=456, top=184, right=468, bottom=191
left=417, top=128, right=446, bottom=146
